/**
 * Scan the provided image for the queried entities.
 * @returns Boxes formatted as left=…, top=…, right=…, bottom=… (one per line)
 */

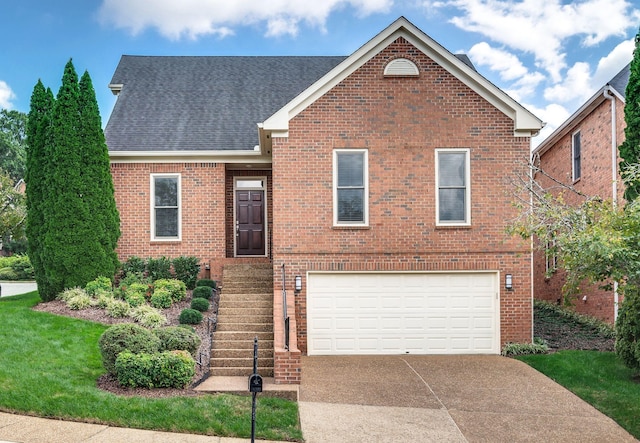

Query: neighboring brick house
left=105, top=17, right=543, bottom=383
left=531, top=64, right=630, bottom=323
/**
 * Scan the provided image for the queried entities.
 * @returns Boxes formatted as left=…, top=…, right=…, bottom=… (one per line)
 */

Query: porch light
left=295, top=275, right=302, bottom=293
left=505, top=274, right=513, bottom=290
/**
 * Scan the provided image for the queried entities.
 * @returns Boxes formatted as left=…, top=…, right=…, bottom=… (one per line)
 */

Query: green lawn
left=0, top=292, right=302, bottom=441
left=518, top=350, right=640, bottom=439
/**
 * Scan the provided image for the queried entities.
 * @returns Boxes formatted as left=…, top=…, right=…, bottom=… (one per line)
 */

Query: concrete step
left=216, top=315, right=273, bottom=325
left=220, top=292, right=272, bottom=300
left=212, top=348, right=274, bottom=359
left=218, top=307, right=273, bottom=316
left=216, top=322, right=273, bottom=332
left=194, top=376, right=298, bottom=401
left=210, top=357, right=273, bottom=368
left=212, top=339, right=274, bottom=350
left=209, top=367, right=274, bottom=377
left=214, top=331, right=273, bottom=341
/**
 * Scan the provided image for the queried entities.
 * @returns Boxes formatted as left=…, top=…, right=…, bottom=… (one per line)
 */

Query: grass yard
left=0, top=292, right=302, bottom=441
left=518, top=303, right=640, bottom=440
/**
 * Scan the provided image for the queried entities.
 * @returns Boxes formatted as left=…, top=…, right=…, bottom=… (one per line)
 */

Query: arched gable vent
left=383, top=58, right=419, bottom=77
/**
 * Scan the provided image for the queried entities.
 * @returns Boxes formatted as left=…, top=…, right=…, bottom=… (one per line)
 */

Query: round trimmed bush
left=106, top=299, right=130, bottom=318
left=129, top=305, right=167, bottom=328
left=98, top=323, right=161, bottom=374
left=85, top=276, right=113, bottom=296
left=154, top=326, right=201, bottom=356
left=115, top=350, right=195, bottom=389
left=192, top=285, right=213, bottom=300
left=150, top=288, right=172, bottom=309
left=179, top=308, right=203, bottom=325
left=67, top=293, right=93, bottom=310
left=190, top=297, right=209, bottom=312
left=196, top=278, right=216, bottom=289
left=153, top=279, right=187, bottom=302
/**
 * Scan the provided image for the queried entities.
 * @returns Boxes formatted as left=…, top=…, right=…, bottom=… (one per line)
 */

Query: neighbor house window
left=151, top=174, right=181, bottom=240
left=436, top=149, right=470, bottom=225
left=572, top=131, right=581, bottom=181
left=333, top=149, right=368, bottom=226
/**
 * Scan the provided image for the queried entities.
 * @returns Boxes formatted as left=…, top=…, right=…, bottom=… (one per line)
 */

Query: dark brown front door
left=236, top=190, right=265, bottom=256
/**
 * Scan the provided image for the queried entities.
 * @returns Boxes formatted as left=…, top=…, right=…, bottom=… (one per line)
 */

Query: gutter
left=602, top=86, right=620, bottom=320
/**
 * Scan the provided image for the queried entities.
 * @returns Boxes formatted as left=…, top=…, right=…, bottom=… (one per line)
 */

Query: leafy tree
left=0, top=169, right=26, bottom=243
left=26, top=60, right=120, bottom=301
left=0, top=109, right=27, bottom=183
left=619, top=26, right=640, bottom=202
left=511, top=161, right=640, bottom=371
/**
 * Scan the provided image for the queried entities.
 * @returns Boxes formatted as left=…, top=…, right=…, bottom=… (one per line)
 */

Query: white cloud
left=592, top=38, right=635, bottom=87
left=543, top=62, right=592, bottom=104
left=437, top=0, right=640, bottom=82
left=0, top=81, right=16, bottom=109
left=525, top=102, right=571, bottom=148
left=98, top=0, right=393, bottom=40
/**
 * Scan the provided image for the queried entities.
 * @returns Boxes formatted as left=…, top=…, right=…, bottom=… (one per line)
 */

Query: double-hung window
left=151, top=174, right=181, bottom=240
left=572, top=131, right=581, bottom=181
left=334, top=149, right=368, bottom=226
left=436, top=149, right=470, bottom=226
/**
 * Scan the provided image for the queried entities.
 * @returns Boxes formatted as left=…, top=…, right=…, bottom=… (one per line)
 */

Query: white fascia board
left=262, top=16, right=543, bottom=137
left=108, top=149, right=271, bottom=163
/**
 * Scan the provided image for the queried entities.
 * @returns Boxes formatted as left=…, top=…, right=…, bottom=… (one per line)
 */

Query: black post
left=251, top=336, right=258, bottom=443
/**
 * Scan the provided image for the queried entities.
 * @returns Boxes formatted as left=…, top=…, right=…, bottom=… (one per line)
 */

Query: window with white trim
left=151, top=174, right=181, bottom=240
left=436, top=149, right=471, bottom=225
left=333, top=149, right=368, bottom=226
left=572, top=131, right=581, bottom=181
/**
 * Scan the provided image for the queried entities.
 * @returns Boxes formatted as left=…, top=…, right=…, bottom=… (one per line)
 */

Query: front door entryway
left=234, top=178, right=267, bottom=256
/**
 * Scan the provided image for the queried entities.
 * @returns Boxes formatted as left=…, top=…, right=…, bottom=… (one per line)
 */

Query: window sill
left=332, top=225, right=371, bottom=230
left=150, top=239, right=182, bottom=244
left=435, top=224, right=472, bottom=229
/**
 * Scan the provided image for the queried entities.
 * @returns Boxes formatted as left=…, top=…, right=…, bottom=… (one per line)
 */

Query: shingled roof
left=104, top=55, right=346, bottom=152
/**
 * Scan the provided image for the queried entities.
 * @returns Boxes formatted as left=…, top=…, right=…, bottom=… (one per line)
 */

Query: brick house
left=105, top=17, right=543, bottom=383
left=531, top=63, right=630, bottom=323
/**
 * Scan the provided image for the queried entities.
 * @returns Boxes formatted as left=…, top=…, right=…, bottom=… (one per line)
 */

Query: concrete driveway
left=298, top=355, right=637, bottom=443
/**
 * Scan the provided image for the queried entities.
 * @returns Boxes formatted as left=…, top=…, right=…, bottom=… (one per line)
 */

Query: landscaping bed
left=32, top=290, right=219, bottom=397
left=533, top=301, right=615, bottom=352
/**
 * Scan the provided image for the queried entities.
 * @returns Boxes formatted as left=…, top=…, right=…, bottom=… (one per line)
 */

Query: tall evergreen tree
left=620, top=27, right=640, bottom=202
left=26, top=60, right=121, bottom=301
left=26, top=80, right=55, bottom=300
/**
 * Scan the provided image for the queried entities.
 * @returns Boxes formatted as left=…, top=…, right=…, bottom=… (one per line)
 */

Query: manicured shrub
left=67, top=292, right=94, bottom=310
left=615, top=287, right=640, bottom=370
left=172, top=256, right=201, bottom=290
left=154, top=326, right=201, bottom=356
left=85, top=276, right=112, bottom=296
left=192, top=285, right=213, bottom=300
left=179, top=308, right=203, bottom=325
left=147, top=256, right=172, bottom=281
left=95, top=292, right=115, bottom=309
left=153, top=279, right=186, bottom=303
left=190, top=297, right=209, bottom=312
left=501, top=339, right=549, bottom=357
left=114, top=350, right=195, bottom=389
left=3, top=255, right=34, bottom=280
left=56, top=287, right=87, bottom=302
left=129, top=305, right=168, bottom=328
left=105, top=299, right=130, bottom=318
left=149, top=288, right=172, bottom=309
left=196, top=278, right=216, bottom=289
left=123, top=282, right=150, bottom=307
left=121, top=256, right=146, bottom=278
left=98, top=323, right=160, bottom=374
left=0, top=268, right=18, bottom=280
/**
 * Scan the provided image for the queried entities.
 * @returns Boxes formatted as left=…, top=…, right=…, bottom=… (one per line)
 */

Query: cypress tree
left=35, top=59, right=121, bottom=299
left=620, top=27, right=640, bottom=202
left=26, top=80, right=56, bottom=300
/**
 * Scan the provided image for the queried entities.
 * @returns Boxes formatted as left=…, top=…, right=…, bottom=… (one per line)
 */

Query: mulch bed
left=534, top=307, right=615, bottom=352
left=32, top=291, right=218, bottom=398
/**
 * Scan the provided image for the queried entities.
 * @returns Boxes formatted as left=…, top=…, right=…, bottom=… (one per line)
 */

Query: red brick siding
left=534, top=95, right=626, bottom=322
left=271, top=38, right=533, bottom=354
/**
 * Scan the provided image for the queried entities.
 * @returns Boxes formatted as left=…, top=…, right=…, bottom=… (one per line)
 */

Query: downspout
left=603, top=86, right=619, bottom=320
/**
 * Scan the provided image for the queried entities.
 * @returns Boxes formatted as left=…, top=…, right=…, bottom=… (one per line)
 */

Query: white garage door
left=307, top=272, right=499, bottom=355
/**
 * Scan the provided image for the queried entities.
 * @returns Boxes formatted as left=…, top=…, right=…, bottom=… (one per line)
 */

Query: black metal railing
left=281, top=263, right=290, bottom=350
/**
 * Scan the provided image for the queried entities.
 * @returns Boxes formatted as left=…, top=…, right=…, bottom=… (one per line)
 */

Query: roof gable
left=262, top=17, right=543, bottom=137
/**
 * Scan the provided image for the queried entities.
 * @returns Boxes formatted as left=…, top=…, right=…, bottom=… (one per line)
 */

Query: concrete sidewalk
left=0, top=411, right=286, bottom=443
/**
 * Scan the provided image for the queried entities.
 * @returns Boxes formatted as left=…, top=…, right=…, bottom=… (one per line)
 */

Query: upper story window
left=151, top=173, right=181, bottom=240
left=436, top=149, right=471, bottom=226
left=333, top=149, right=368, bottom=226
left=572, top=131, right=581, bottom=182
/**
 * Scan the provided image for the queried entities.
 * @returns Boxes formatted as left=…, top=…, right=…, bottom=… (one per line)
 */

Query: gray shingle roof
left=105, top=55, right=347, bottom=151
left=609, top=62, right=630, bottom=99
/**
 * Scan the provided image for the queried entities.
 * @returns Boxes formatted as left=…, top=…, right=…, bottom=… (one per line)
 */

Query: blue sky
left=1, top=0, right=639, bottom=144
